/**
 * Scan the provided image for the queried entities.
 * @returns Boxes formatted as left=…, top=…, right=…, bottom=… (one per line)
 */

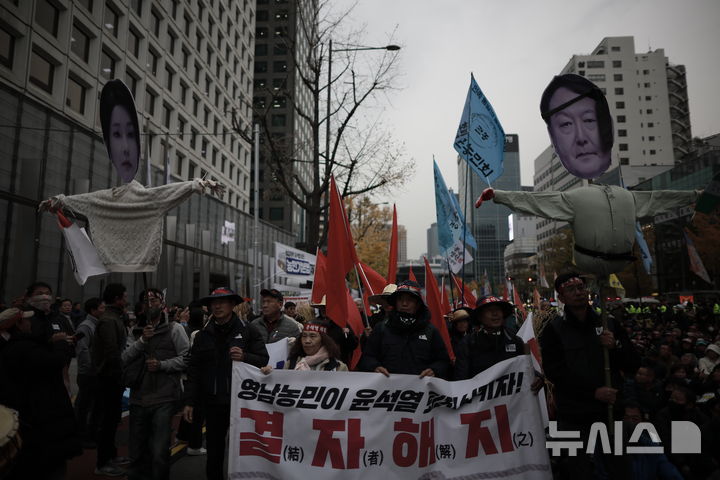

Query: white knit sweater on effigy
left=53, top=179, right=203, bottom=272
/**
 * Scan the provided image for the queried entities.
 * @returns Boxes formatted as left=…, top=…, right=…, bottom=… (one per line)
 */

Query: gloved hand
left=474, top=188, right=495, bottom=208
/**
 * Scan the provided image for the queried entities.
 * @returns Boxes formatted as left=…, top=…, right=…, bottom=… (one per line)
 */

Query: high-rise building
left=458, top=134, right=521, bottom=286
left=398, top=225, right=407, bottom=263
left=426, top=222, right=440, bottom=259
left=533, top=36, right=692, bottom=271
left=0, top=0, right=294, bottom=302
left=252, top=0, right=315, bottom=245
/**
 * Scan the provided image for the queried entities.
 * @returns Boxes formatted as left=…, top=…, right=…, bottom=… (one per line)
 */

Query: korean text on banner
left=229, top=356, right=552, bottom=480
left=453, top=74, right=505, bottom=185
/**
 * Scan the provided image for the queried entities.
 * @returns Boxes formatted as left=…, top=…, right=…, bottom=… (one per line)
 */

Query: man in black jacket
left=358, top=281, right=450, bottom=379
left=539, top=272, right=639, bottom=479
left=454, top=297, right=526, bottom=380
left=183, top=288, right=268, bottom=480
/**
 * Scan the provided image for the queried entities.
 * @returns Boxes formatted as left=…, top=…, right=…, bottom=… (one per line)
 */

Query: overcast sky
left=335, top=0, right=720, bottom=258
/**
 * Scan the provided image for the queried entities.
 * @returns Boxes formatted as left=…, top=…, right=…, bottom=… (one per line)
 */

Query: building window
left=615, top=101, right=625, bottom=109
left=613, top=73, right=623, bottom=81
left=78, top=0, right=93, bottom=12
left=273, top=27, right=287, bottom=38
left=256, top=27, right=268, bottom=38
left=35, top=0, right=60, bottom=37
left=194, top=61, right=201, bottom=83
left=643, top=69, right=650, bottom=75
left=648, top=122, right=654, bottom=128
left=269, top=207, right=283, bottom=220
left=188, top=161, right=196, bottom=180
left=148, top=49, right=159, bottom=76
left=150, top=9, right=161, bottom=37
left=619, top=144, right=628, bottom=151
left=611, top=46, right=620, bottom=52
left=180, top=81, right=188, bottom=104
left=587, top=60, right=604, bottom=68
left=175, top=153, right=184, bottom=175
left=29, top=49, right=55, bottom=93
left=162, top=103, right=172, bottom=127
left=275, top=9, right=289, bottom=20
left=587, top=74, right=605, bottom=82
left=128, top=28, right=141, bottom=58
left=104, top=3, right=119, bottom=38
left=272, top=78, right=284, bottom=90
left=272, top=96, right=286, bottom=108
left=254, top=61, right=267, bottom=73
left=190, top=128, right=198, bottom=148
left=130, top=0, right=142, bottom=15
left=648, top=136, right=655, bottom=141
left=0, top=26, right=14, bottom=68
left=192, top=95, right=199, bottom=116
left=71, top=23, right=90, bottom=62
left=618, top=129, right=627, bottom=137
left=125, top=70, right=139, bottom=98
left=272, top=60, right=287, bottom=72
left=145, top=88, right=156, bottom=115
left=620, top=158, right=629, bottom=165
left=100, top=49, right=115, bottom=80
left=182, top=47, right=190, bottom=69
left=614, top=87, right=624, bottom=95
left=649, top=149, right=656, bottom=155
left=165, top=66, right=174, bottom=90
left=646, top=108, right=653, bottom=114
left=271, top=114, right=286, bottom=126
left=253, top=96, right=266, bottom=108
left=184, top=13, right=192, bottom=37
left=255, top=44, right=267, bottom=56
left=617, top=115, right=626, bottom=123
left=167, top=29, right=177, bottom=55
left=273, top=43, right=288, bottom=55
left=612, top=60, right=622, bottom=68
left=177, top=116, right=185, bottom=139
left=66, top=75, right=86, bottom=113
left=257, top=10, right=268, bottom=21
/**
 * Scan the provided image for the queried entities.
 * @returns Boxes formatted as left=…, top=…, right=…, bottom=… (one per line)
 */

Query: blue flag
left=433, top=160, right=477, bottom=254
left=453, top=74, right=505, bottom=185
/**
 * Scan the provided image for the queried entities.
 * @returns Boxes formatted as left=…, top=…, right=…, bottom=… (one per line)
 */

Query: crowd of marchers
left=0, top=275, right=719, bottom=480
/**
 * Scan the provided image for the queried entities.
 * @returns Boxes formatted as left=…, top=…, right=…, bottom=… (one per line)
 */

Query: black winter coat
left=185, top=315, right=269, bottom=406
left=539, top=306, right=640, bottom=425
left=454, top=328, right=525, bottom=380
left=358, top=309, right=451, bottom=378
left=1, top=334, right=81, bottom=476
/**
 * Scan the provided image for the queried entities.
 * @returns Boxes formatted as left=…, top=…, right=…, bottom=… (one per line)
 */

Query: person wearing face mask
left=358, top=280, right=450, bottom=379
left=25, top=281, right=72, bottom=340
left=121, top=289, right=189, bottom=480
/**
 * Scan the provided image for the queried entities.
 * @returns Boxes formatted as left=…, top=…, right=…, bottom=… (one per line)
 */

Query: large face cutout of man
left=542, top=74, right=613, bottom=179
left=100, top=80, right=140, bottom=183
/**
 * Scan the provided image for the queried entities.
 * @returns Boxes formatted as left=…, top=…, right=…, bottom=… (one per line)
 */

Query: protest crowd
left=0, top=273, right=719, bottom=480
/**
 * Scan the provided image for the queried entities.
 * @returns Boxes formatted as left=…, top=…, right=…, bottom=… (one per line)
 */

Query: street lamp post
left=324, top=40, right=400, bottom=174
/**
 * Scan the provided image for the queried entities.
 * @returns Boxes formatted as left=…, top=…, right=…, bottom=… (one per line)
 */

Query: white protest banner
left=446, top=238, right=473, bottom=274
left=221, top=220, right=236, bottom=244
left=229, top=355, right=551, bottom=479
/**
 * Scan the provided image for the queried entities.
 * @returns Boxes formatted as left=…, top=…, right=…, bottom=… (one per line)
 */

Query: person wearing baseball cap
left=539, top=272, right=639, bottom=478
left=454, top=297, right=528, bottom=381
left=250, top=289, right=302, bottom=345
left=446, top=306, right=472, bottom=358
left=358, top=280, right=450, bottom=379
left=183, top=288, right=268, bottom=480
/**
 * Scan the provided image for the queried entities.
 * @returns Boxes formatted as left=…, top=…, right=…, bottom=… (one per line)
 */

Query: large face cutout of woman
left=109, top=104, right=139, bottom=183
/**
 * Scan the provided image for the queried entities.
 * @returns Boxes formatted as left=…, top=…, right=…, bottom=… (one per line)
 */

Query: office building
left=398, top=225, right=407, bottom=263
left=426, top=222, right=439, bottom=259
left=252, top=0, right=315, bottom=245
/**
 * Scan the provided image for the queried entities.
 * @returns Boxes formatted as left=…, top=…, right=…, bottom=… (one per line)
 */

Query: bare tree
left=233, top=0, right=414, bottom=252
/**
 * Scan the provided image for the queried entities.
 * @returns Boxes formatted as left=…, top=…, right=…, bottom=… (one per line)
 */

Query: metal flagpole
left=252, top=124, right=260, bottom=309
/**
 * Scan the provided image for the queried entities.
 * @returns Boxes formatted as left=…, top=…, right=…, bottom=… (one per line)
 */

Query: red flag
left=423, top=257, right=455, bottom=362
left=311, top=249, right=327, bottom=305
left=408, top=264, right=417, bottom=283
left=325, top=176, right=356, bottom=328
left=451, top=272, right=476, bottom=306
left=512, top=282, right=526, bottom=320
left=387, top=204, right=398, bottom=284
